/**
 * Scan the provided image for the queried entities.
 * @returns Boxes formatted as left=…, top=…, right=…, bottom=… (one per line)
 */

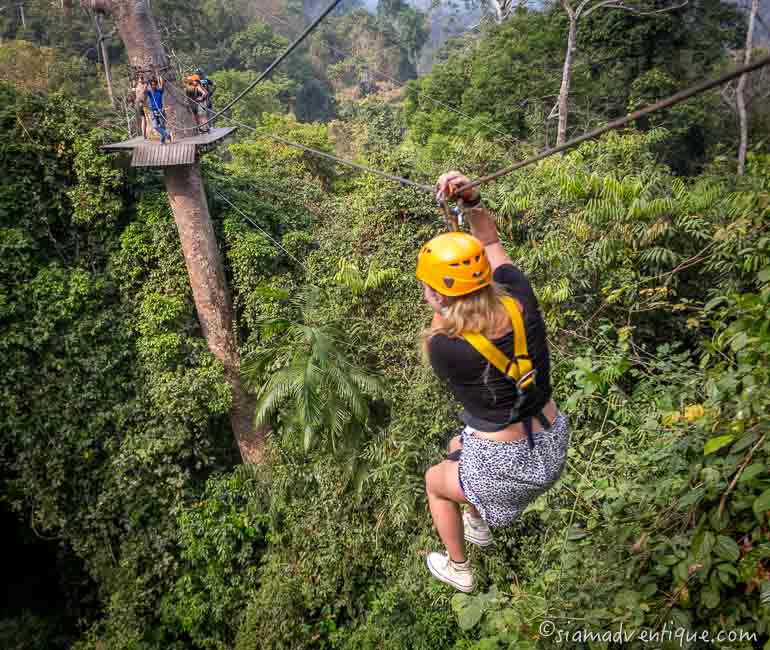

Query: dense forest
left=1, top=0, right=770, bottom=647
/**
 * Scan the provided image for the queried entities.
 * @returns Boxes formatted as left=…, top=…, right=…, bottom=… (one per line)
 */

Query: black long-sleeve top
left=427, top=264, right=552, bottom=431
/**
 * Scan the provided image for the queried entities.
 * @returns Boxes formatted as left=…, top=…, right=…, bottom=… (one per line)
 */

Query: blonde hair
left=421, top=283, right=511, bottom=356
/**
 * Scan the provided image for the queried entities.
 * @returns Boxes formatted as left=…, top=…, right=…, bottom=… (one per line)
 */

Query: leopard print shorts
left=458, top=413, right=570, bottom=529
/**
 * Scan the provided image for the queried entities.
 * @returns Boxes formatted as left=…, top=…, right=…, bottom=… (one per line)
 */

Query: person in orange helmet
left=418, top=171, right=570, bottom=593
left=185, top=74, right=209, bottom=133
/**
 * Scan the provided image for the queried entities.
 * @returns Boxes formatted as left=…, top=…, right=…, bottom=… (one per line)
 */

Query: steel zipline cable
left=197, top=52, right=770, bottom=198
left=454, top=52, right=770, bottom=195
left=161, top=0, right=770, bottom=198
left=166, top=80, right=434, bottom=190
left=173, top=2, right=770, bottom=202
left=200, top=54, right=770, bottom=269
left=198, top=0, right=344, bottom=128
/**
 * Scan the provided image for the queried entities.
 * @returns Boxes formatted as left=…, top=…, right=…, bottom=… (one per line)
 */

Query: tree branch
left=575, top=0, right=596, bottom=17
left=719, top=434, right=766, bottom=517
left=580, top=0, right=622, bottom=18
left=547, top=100, right=560, bottom=120
left=582, top=0, right=687, bottom=17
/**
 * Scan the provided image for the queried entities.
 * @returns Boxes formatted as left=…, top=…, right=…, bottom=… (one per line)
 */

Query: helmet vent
left=443, top=278, right=455, bottom=289
left=473, top=271, right=482, bottom=278
left=450, top=262, right=460, bottom=267
left=463, top=259, right=470, bottom=266
left=475, top=255, right=480, bottom=262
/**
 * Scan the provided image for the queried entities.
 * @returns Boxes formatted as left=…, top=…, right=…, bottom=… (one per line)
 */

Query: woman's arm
left=464, top=204, right=511, bottom=272
left=436, top=171, right=513, bottom=272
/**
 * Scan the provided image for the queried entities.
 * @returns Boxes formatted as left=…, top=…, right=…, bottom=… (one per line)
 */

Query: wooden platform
left=101, top=127, right=237, bottom=168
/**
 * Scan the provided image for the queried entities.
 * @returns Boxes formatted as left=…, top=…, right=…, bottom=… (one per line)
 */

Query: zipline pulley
left=439, top=200, right=462, bottom=232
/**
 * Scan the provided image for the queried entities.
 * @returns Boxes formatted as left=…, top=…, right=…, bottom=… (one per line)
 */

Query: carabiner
left=438, top=200, right=460, bottom=232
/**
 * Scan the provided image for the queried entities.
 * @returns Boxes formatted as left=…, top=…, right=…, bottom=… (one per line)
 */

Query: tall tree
left=736, top=0, right=759, bottom=175
left=553, top=0, right=685, bottom=146
left=82, top=0, right=263, bottom=463
left=90, top=10, right=115, bottom=107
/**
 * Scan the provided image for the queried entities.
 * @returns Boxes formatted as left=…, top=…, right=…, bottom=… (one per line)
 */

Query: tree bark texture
left=557, top=14, right=577, bottom=147
left=165, top=165, right=263, bottom=464
left=737, top=0, right=759, bottom=176
left=491, top=0, right=512, bottom=23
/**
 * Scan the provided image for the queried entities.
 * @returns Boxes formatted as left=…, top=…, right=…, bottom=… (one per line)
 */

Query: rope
left=199, top=0, right=344, bottom=128
left=454, top=53, right=770, bottom=195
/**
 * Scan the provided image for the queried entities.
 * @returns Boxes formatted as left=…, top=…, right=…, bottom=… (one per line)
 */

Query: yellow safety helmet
left=188, top=74, right=201, bottom=82
left=416, top=232, right=491, bottom=296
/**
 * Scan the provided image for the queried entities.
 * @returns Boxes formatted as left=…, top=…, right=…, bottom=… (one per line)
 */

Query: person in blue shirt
left=145, top=78, right=170, bottom=144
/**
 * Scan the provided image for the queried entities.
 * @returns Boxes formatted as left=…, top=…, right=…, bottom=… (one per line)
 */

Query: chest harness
left=461, top=296, right=550, bottom=449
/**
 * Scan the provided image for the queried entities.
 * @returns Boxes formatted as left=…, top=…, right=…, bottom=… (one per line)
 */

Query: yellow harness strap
left=462, top=296, right=535, bottom=388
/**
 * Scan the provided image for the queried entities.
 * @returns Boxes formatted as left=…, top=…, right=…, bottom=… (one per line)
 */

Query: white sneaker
left=426, top=552, right=475, bottom=592
left=463, top=512, right=493, bottom=547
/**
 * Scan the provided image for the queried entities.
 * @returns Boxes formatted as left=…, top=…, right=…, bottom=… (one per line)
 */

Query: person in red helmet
left=418, top=171, right=570, bottom=592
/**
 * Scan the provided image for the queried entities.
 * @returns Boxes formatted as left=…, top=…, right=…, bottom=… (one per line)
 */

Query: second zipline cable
left=199, top=0, right=344, bottom=128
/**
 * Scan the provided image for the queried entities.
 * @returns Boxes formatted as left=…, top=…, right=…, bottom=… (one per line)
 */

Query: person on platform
left=145, top=77, right=170, bottom=144
left=185, top=75, right=210, bottom=134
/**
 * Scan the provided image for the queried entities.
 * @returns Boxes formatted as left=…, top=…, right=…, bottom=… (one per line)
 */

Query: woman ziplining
left=419, top=171, right=569, bottom=593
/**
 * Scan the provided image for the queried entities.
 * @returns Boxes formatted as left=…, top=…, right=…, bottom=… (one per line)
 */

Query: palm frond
left=253, top=362, right=305, bottom=426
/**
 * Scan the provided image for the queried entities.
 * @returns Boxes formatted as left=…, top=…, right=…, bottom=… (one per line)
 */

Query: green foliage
left=209, top=70, right=290, bottom=123
left=228, top=21, right=290, bottom=72
left=0, top=610, right=71, bottom=650
left=160, top=469, right=269, bottom=648
left=5, top=4, right=770, bottom=649
left=243, top=287, right=384, bottom=454
left=334, top=257, right=398, bottom=297
left=228, top=113, right=339, bottom=188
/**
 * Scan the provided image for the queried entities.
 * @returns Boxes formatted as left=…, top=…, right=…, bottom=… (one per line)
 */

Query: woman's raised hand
left=436, top=171, right=480, bottom=204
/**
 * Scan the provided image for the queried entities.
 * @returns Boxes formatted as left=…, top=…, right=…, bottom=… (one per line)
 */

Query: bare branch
left=580, top=0, right=623, bottom=18
left=582, top=0, right=686, bottom=17
left=560, top=0, right=576, bottom=19
left=575, top=0, right=597, bottom=17
left=547, top=100, right=560, bottom=120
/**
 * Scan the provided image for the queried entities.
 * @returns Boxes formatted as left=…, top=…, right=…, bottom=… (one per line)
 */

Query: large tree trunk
left=737, top=0, right=759, bottom=176
left=84, top=0, right=264, bottom=463
left=557, top=13, right=577, bottom=147
left=165, top=166, right=263, bottom=464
